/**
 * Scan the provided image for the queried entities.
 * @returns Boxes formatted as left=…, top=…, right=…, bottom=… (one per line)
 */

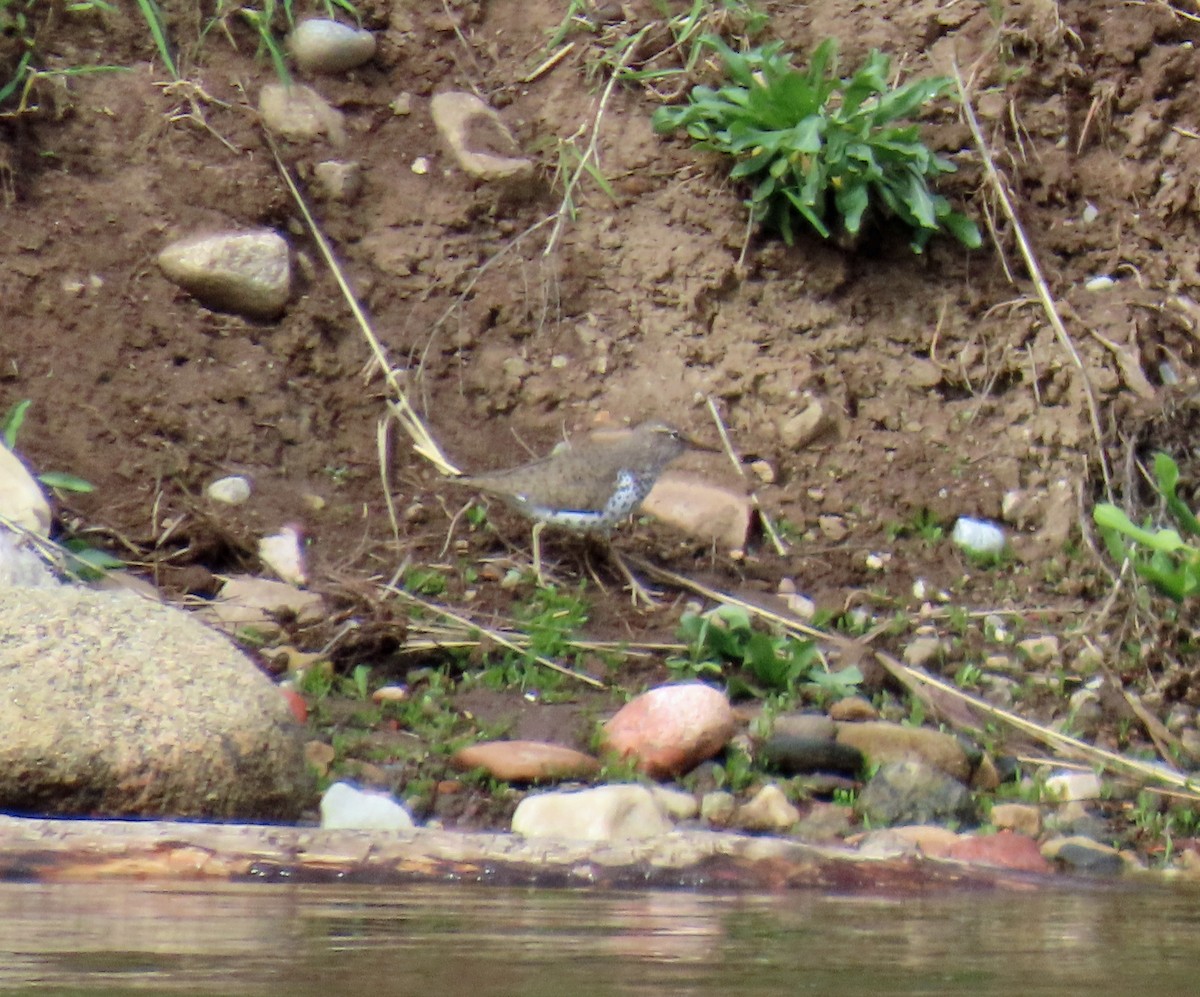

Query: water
left=1, top=880, right=1196, bottom=995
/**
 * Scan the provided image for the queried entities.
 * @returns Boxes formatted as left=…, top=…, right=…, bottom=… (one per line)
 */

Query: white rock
left=511, top=785, right=672, bottom=841
left=259, top=82, right=346, bottom=145
left=734, top=784, right=800, bottom=832
left=1085, top=275, right=1115, bottom=291
left=0, top=445, right=50, bottom=537
left=258, top=525, right=307, bottom=586
left=650, top=785, right=699, bottom=820
left=289, top=18, right=376, bottom=74
left=206, top=475, right=252, bottom=505
left=1045, top=770, right=1102, bottom=803
left=320, top=782, right=414, bottom=831
left=158, top=230, right=291, bottom=319
left=952, top=516, right=1005, bottom=555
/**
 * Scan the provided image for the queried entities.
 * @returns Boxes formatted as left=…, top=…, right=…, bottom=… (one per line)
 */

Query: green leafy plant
left=669, top=603, right=861, bottom=699
left=653, top=35, right=981, bottom=251
left=1094, top=453, right=1200, bottom=601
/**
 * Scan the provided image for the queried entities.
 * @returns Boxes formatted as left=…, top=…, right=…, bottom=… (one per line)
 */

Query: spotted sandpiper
left=451, top=420, right=708, bottom=592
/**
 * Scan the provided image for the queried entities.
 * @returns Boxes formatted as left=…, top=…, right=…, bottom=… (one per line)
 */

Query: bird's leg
left=531, top=520, right=548, bottom=587
left=608, top=546, right=662, bottom=608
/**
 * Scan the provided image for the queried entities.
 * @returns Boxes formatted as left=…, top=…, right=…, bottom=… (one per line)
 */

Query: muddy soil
left=3, top=1, right=1199, bottom=824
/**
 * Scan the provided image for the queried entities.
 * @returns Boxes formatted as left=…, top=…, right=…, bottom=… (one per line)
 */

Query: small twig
left=522, top=42, right=575, bottom=83
left=703, top=396, right=787, bottom=555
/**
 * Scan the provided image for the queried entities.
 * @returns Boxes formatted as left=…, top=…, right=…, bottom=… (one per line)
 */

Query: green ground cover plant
left=653, top=35, right=981, bottom=251
left=1094, top=453, right=1200, bottom=601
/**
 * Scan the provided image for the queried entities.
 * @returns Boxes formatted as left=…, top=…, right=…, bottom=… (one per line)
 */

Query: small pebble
left=206, top=475, right=252, bottom=505
left=289, top=18, right=376, bottom=74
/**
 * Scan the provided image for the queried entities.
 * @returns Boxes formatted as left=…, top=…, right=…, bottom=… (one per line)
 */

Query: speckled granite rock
left=0, top=586, right=311, bottom=819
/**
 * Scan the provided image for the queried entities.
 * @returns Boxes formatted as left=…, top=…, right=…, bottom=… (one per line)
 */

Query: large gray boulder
left=0, top=586, right=311, bottom=819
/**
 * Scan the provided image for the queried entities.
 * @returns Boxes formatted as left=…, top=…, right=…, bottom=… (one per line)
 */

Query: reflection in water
left=0, top=879, right=1198, bottom=994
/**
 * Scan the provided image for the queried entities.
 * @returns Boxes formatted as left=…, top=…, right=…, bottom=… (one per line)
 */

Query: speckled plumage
left=453, top=421, right=692, bottom=534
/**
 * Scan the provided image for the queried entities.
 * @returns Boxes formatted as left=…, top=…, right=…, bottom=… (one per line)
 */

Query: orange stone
left=451, top=740, right=600, bottom=783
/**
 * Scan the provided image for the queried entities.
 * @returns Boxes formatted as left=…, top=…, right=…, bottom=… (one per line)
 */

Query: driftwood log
left=0, top=816, right=1051, bottom=892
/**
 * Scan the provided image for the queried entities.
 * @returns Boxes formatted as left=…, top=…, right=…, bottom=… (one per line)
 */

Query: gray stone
left=700, top=790, right=737, bottom=825
left=288, top=18, right=375, bottom=74
left=312, top=160, right=362, bottom=203
left=1043, top=835, right=1125, bottom=876
left=836, top=721, right=971, bottom=782
left=511, top=785, right=671, bottom=841
left=158, top=230, right=291, bottom=319
left=430, top=91, right=534, bottom=184
left=0, top=586, right=310, bottom=818
left=259, top=83, right=346, bottom=145
left=770, top=712, right=836, bottom=742
left=855, top=760, right=976, bottom=827
left=760, top=733, right=864, bottom=776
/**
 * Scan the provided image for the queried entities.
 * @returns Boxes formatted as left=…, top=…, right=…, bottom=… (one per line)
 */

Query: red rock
left=602, top=683, right=736, bottom=779
left=281, top=688, right=307, bottom=723
left=451, top=740, right=601, bottom=783
left=945, top=831, right=1051, bottom=874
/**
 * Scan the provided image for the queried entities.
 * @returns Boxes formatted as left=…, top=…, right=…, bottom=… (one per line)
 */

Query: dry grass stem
left=266, top=136, right=460, bottom=478
left=703, top=396, right=787, bottom=555
left=386, top=584, right=607, bottom=688
left=543, top=26, right=646, bottom=258
left=953, top=61, right=1112, bottom=495
left=877, top=652, right=1200, bottom=799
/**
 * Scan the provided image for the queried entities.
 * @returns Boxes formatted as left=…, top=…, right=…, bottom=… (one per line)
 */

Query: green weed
left=669, top=602, right=861, bottom=701
left=653, top=36, right=981, bottom=250
left=1095, top=453, right=1200, bottom=601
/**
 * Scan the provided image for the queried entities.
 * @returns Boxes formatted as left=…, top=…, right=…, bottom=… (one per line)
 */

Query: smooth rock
left=312, top=160, right=362, bottom=203
left=871, top=824, right=962, bottom=856
left=700, top=790, right=737, bottom=825
left=371, top=684, right=409, bottom=704
left=201, top=575, right=326, bottom=638
left=902, top=635, right=944, bottom=668
left=511, top=785, right=671, bottom=841
left=944, top=831, right=1051, bottom=873
left=651, top=785, right=699, bottom=820
left=206, top=475, right=251, bottom=505
left=602, top=683, right=736, bottom=779
left=771, top=712, right=837, bottom=742
left=990, top=803, right=1042, bottom=838
left=158, top=230, right=291, bottom=319
left=450, top=740, right=600, bottom=783
left=827, top=696, right=878, bottom=722
left=430, top=91, right=534, bottom=183
left=289, top=18, right=376, bottom=74
left=1045, top=770, right=1102, bottom=802
left=1018, top=635, right=1062, bottom=667
left=320, top=782, right=414, bottom=831
left=835, top=721, right=971, bottom=782
left=0, top=444, right=51, bottom=536
left=779, top=401, right=829, bottom=448
left=794, top=802, right=853, bottom=841
left=0, top=586, right=310, bottom=818
left=1042, top=835, right=1124, bottom=875
left=760, top=733, right=864, bottom=777
left=734, top=784, right=800, bottom=832
left=258, top=525, right=308, bottom=586
left=641, top=471, right=753, bottom=553
left=0, top=530, right=57, bottom=587
left=855, top=760, right=976, bottom=827
left=259, top=82, right=346, bottom=145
